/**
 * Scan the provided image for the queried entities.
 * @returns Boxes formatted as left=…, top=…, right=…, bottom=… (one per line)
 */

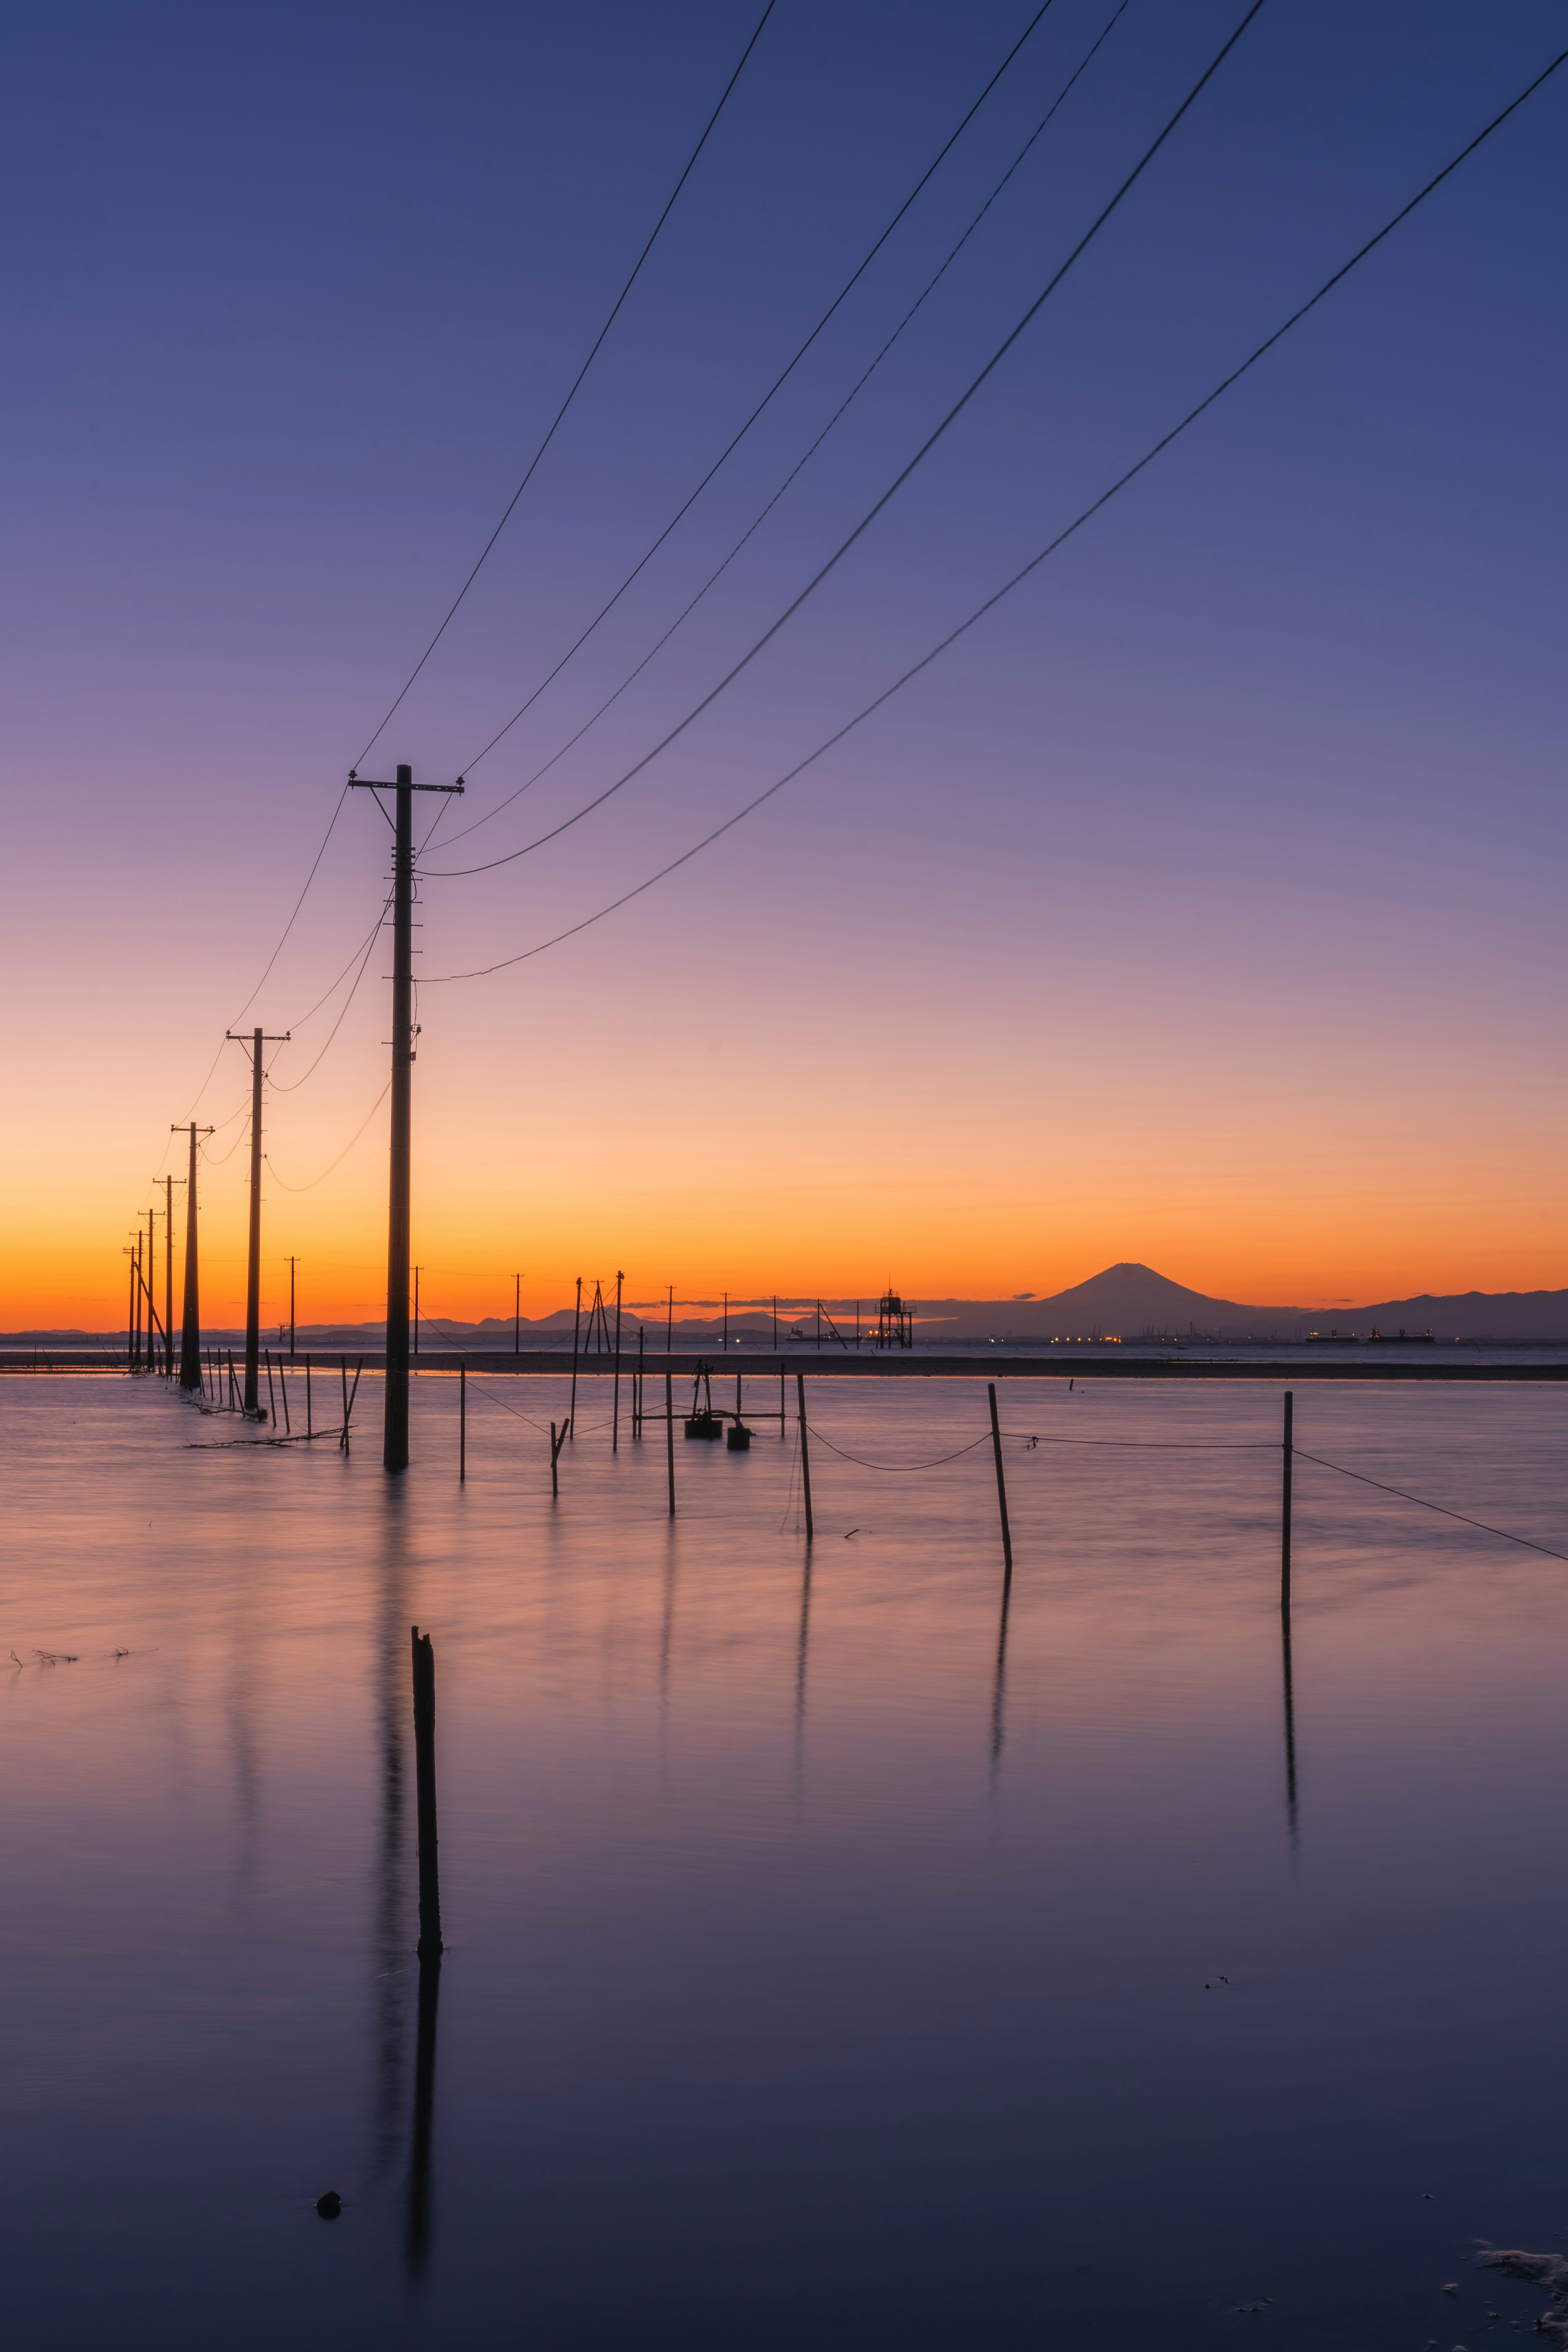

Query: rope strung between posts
left=804, top=1421, right=1274, bottom=1470
left=804, top=1424, right=994, bottom=1473
left=413, top=1306, right=617, bottom=1437
left=1294, top=1449, right=1568, bottom=1566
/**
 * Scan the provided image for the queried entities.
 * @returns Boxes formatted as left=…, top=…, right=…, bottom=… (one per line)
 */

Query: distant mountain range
left=12, top=1262, right=1568, bottom=1345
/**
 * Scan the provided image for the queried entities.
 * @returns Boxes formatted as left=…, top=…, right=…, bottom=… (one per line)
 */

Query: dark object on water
left=1368, top=1327, right=1435, bottom=1343
left=726, top=1422, right=751, bottom=1450
left=316, top=2191, right=342, bottom=2219
left=685, top=1414, right=723, bottom=1440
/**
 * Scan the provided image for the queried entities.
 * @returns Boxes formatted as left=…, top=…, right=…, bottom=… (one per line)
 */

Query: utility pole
left=164, top=1176, right=179, bottom=1378
left=131, top=1229, right=144, bottom=1368
left=143, top=1204, right=165, bottom=1371
left=227, top=1027, right=290, bottom=1417
left=145, top=1209, right=156, bottom=1373
left=172, top=1123, right=214, bottom=1390
left=350, top=764, right=463, bottom=1472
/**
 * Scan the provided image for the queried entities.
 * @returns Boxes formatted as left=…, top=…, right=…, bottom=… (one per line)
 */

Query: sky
left=2, top=0, right=1564, bottom=1330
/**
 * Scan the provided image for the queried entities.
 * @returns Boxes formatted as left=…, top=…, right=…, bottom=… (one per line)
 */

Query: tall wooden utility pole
left=350, top=765, right=463, bottom=1472
left=172, top=1122, right=214, bottom=1389
left=227, top=1026, right=290, bottom=1417
left=164, top=1177, right=178, bottom=1378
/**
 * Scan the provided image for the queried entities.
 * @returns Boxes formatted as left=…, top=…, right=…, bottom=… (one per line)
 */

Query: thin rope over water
left=1295, top=1449, right=1568, bottom=1565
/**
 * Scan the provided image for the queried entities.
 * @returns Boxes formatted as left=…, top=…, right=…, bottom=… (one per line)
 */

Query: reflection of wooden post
left=988, top=1383, right=1013, bottom=1579
left=665, top=1370, right=675, bottom=1517
left=411, top=1628, right=443, bottom=1957
left=568, top=1278, right=581, bottom=1440
left=796, top=1372, right=813, bottom=1541
left=1281, top=1390, right=1294, bottom=1610
left=459, top=1365, right=467, bottom=1483
left=407, top=1942, right=440, bottom=2275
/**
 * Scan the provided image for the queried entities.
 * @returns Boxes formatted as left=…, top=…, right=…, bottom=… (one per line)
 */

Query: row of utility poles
left=140, top=768, right=454, bottom=1454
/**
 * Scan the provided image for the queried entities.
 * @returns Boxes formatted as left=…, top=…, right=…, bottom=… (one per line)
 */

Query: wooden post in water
left=550, top=1422, right=559, bottom=1499
left=265, top=1350, right=276, bottom=1425
left=612, top=1270, right=624, bottom=1452
left=278, top=1357, right=291, bottom=1434
left=341, top=1356, right=349, bottom=1449
left=796, top=1372, right=813, bottom=1541
left=568, top=1277, right=581, bottom=1440
left=1280, top=1389, right=1294, bottom=1611
left=988, top=1382, right=1013, bottom=1580
left=665, top=1369, right=675, bottom=1518
left=305, top=1355, right=312, bottom=1438
left=410, top=1627, right=443, bottom=1957
left=459, top=1364, right=466, bottom=1483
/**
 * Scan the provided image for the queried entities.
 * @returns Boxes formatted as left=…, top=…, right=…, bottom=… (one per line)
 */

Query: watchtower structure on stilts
left=873, top=1288, right=914, bottom=1350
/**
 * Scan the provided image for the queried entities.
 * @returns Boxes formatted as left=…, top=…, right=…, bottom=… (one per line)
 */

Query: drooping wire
left=279, top=896, right=390, bottom=1037
left=267, top=894, right=391, bottom=1093
left=263, top=1081, right=392, bottom=1192
left=419, top=42, right=1567, bottom=982
left=352, top=0, right=781, bottom=769
left=436, top=0, right=1068, bottom=826
left=1295, top=1449, right=1568, bottom=1564
left=202, top=1113, right=254, bottom=1166
left=425, top=0, right=1270, bottom=884
left=436, top=0, right=1129, bottom=851
left=169, top=782, right=354, bottom=1138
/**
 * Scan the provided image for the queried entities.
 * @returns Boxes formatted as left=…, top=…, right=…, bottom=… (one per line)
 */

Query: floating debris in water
left=1477, top=2251, right=1568, bottom=2345
left=315, top=2190, right=342, bottom=2219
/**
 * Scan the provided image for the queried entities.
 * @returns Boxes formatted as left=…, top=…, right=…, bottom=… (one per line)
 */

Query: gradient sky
left=3, top=0, right=1564, bottom=1329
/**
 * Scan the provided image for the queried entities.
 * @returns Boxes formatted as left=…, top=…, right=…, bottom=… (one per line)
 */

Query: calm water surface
left=3, top=1370, right=1567, bottom=2347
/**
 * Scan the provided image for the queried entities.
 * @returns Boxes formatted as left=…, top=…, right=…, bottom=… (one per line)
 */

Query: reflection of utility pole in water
left=1280, top=1601, right=1299, bottom=1850
left=793, top=1549, right=813, bottom=1799
left=1279, top=1390, right=1298, bottom=1847
left=370, top=1486, right=410, bottom=2190
left=406, top=1626, right=443, bottom=2277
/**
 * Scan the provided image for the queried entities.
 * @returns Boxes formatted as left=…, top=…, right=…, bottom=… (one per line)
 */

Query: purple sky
left=4, top=0, right=1566, bottom=1323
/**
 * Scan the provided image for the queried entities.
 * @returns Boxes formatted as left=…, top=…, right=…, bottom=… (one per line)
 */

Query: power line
left=425, top=0, right=1270, bottom=883
left=419, top=42, right=1567, bottom=982
left=268, top=895, right=392, bottom=1093
left=1297, top=1449, right=1568, bottom=1566
left=437, top=0, right=1127, bottom=851
left=437, top=0, right=1068, bottom=825
left=264, top=1082, right=392, bottom=1192
left=352, top=0, right=781, bottom=769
